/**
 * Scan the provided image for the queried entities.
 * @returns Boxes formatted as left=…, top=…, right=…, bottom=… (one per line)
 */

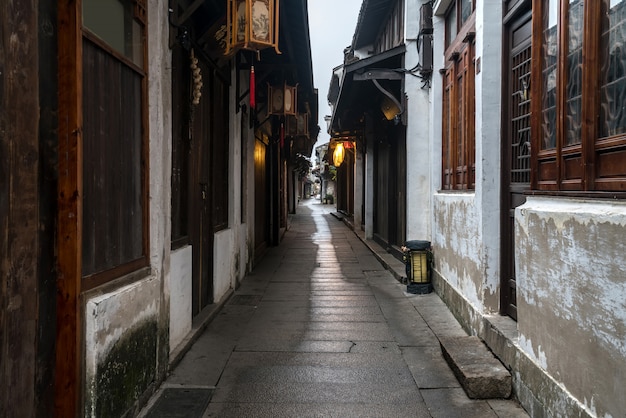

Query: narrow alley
left=139, top=200, right=528, bottom=418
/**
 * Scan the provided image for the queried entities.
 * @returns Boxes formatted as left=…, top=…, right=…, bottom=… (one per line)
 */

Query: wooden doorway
left=188, top=57, right=230, bottom=315
left=501, top=6, right=532, bottom=320
left=189, top=58, right=214, bottom=315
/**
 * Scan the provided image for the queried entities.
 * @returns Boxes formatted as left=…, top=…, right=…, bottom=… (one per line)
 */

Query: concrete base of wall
left=433, top=274, right=594, bottom=418
left=168, top=289, right=233, bottom=371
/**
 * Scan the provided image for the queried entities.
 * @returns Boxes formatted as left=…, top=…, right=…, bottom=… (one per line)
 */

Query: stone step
left=439, top=336, right=512, bottom=399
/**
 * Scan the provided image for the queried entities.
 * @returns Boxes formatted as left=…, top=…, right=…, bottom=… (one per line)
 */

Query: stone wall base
left=433, top=274, right=595, bottom=418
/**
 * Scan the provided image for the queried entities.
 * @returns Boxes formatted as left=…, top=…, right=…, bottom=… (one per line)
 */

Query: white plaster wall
left=169, top=246, right=192, bottom=352
left=516, top=197, right=626, bottom=418
left=238, top=222, right=249, bottom=281
left=475, top=0, right=503, bottom=312
left=147, top=0, right=171, bottom=366
left=429, top=1, right=502, bottom=314
left=214, top=229, right=236, bottom=301
left=430, top=4, right=445, bottom=194
left=405, top=0, right=432, bottom=242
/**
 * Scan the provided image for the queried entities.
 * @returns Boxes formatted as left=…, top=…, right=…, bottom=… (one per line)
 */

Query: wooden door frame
left=501, top=1, right=532, bottom=320
left=56, top=0, right=83, bottom=415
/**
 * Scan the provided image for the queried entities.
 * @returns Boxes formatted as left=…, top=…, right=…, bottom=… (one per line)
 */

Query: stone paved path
left=141, top=199, right=529, bottom=418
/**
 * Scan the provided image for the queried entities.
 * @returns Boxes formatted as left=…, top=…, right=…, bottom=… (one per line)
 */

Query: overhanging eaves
left=330, top=45, right=405, bottom=132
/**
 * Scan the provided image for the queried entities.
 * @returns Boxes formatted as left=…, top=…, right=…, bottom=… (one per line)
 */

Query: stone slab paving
left=140, top=200, right=528, bottom=418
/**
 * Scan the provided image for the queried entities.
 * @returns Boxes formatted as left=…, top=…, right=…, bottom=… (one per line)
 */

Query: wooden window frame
left=442, top=2, right=476, bottom=190
left=56, top=1, right=149, bottom=415
left=531, top=0, right=626, bottom=195
left=78, top=0, right=150, bottom=290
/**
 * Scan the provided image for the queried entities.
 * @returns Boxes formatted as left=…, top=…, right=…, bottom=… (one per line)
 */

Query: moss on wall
left=87, top=320, right=158, bottom=418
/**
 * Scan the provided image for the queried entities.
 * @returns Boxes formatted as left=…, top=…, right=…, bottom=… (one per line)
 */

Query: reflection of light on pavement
left=311, top=203, right=338, bottom=266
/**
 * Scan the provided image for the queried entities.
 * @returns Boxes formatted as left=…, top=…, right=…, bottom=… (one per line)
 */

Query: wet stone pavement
left=140, top=199, right=529, bottom=418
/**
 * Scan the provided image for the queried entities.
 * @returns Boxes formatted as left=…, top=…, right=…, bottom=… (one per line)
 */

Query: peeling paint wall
left=516, top=197, right=626, bottom=418
left=84, top=277, right=161, bottom=418
left=433, top=193, right=484, bottom=311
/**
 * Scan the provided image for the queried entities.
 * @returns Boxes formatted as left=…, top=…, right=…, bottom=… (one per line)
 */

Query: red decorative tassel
left=249, top=65, right=256, bottom=109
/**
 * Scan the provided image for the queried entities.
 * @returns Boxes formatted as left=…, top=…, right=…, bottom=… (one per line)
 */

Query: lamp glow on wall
left=333, top=142, right=345, bottom=167
left=226, top=0, right=280, bottom=55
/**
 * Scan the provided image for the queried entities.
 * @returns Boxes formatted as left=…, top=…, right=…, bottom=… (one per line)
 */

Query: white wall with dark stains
left=84, top=277, right=161, bottom=417
left=433, top=193, right=484, bottom=312
left=516, top=197, right=626, bottom=418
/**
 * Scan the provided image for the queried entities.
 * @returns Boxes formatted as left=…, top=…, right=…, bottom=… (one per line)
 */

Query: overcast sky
left=308, top=0, right=363, bottom=160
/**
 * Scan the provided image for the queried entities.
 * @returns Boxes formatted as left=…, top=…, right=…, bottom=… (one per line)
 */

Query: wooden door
left=190, top=69, right=213, bottom=315
left=502, top=9, right=532, bottom=320
left=188, top=58, right=230, bottom=314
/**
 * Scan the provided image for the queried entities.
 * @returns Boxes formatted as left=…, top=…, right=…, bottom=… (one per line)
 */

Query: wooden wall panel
left=0, top=1, right=40, bottom=416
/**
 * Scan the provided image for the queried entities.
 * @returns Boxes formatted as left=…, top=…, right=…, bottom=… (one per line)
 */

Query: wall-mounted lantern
left=268, top=83, right=297, bottom=115
left=226, top=0, right=281, bottom=55
left=403, top=240, right=433, bottom=294
left=332, top=142, right=345, bottom=167
left=381, top=95, right=402, bottom=121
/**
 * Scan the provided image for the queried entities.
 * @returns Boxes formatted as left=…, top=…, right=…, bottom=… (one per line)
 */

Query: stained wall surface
left=516, top=197, right=626, bottom=418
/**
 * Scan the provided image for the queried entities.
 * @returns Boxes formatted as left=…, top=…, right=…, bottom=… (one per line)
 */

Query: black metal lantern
left=403, top=240, right=432, bottom=294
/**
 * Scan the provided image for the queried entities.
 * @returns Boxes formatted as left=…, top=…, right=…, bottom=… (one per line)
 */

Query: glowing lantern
left=333, top=142, right=345, bottom=167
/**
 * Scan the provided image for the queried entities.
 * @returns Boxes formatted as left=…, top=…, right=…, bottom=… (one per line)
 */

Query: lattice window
left=511, top=39, right=532, bottom=184
left=532, top=0, right=626, bottom=192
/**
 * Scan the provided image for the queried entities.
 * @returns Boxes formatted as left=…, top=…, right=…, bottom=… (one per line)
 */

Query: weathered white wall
left=430, top=1, right=504, bottom=315
left=516, top=197, right=626, bottom=418
left=404, top=0, right=432, bottom=243
left=83, top=2, right=172, bottom=415
left=433, top=193, right=483, bottom=315
left=430, top=1, right=626, bottom=417
left=169, top=246, right=192, bottom=352
left=474, top=0, right=503, bottom=312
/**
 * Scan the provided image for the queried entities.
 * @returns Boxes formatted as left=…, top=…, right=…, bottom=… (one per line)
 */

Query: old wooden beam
left=56, top=0, right=83, bottom=416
